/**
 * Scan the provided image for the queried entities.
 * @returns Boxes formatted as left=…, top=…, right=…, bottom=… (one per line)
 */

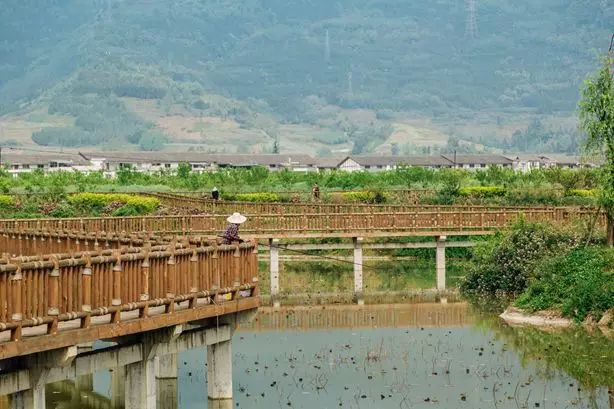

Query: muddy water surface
left=47, top=303, right=614, bottom=409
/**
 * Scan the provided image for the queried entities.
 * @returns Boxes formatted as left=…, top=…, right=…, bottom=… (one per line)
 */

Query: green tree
left=177, top=163, right=191, bottom=179
left=579, top=40, right=614, bottom=245
left=272, top=136, right=280, bottom=154
left=139, top=131, right=166, bottom=151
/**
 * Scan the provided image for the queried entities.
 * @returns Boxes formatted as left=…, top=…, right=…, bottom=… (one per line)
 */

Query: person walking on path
left=212, top=186, right=220, bottom=201
left=221, top=212, right=246, bottom=244
left=312, top=183, right=320, bottom=201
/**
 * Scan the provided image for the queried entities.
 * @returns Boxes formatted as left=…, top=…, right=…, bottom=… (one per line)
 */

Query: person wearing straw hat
left=211, top=186, right=220, bottom=201
left=221, top=212, right=247, bottom=244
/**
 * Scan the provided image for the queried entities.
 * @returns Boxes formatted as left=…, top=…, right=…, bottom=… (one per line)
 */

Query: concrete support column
left=10, top=387, right=44, bottom=409
left=110, top=366, right=126, bottom=409
left=353, top=237, right=364, bottom=304
left=156, top=354, right=177, bottom=379
left=75, top=343, right=94, bottom=392
left=436, top=236, right=446, bottom=291
left=207, top=340, right=232, bottom=401
left=156, top=354, right=178, bottom=409
left=269, top=238, right=280, bottom=307
left=125, top=358, right=156, bottom=409
left=208, top=400, right=234, bottom=409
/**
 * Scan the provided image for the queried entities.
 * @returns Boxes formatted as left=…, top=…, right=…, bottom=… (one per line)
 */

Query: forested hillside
left=0, top=0, right=612, bottom=154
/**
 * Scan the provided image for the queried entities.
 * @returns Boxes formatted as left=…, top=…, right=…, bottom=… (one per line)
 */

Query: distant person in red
left=221, top=212, right=246, bottom=244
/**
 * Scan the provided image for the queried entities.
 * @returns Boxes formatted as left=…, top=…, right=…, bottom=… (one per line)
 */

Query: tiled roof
left=441, top=154, right=513, bottom=165
left=0, top=152, right=89, bottom=166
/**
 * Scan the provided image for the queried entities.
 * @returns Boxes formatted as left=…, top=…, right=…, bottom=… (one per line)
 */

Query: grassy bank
left=460, top=220, right=614, bottom=324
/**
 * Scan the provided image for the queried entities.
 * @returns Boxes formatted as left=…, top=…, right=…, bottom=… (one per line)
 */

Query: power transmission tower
left=347, top=71, right=353, bottom=95
left=325, top=29, right=331, bottom=62
left=466, top=0, right=477, bottom=39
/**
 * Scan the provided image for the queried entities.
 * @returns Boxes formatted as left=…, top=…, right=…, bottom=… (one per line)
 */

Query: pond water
left=42, top=303, right=613, bottom=409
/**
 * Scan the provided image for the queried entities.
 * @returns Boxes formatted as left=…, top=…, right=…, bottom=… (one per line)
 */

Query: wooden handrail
left=146, top=191, right=581, bottom=214
left=0, top=208, right=602, bottom=236
left=0, top=239, right=259, bottom=351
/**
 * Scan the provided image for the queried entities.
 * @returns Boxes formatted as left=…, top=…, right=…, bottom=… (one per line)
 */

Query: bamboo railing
left=0, top=207, right=601, bottom=237
left=146, top=192, right=572, bottom=215
left=0, top=234, right=259, bottom=353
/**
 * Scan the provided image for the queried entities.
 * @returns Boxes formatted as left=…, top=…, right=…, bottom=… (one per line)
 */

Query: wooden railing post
left=189, top=249, right=199, bottom=308
left=233, top=246, right=241, bottom=287
left=111, top=251, right=122, bottom=323
left=47, top=258, right=60, bottom=335
left=10, top=263, right=23, bottom=341
left=139, top=248, right=150, bottom=318
left=251, top=240, right=260, bottom=297
left=211, top=245, right=220, bottom=304
left=81, top=254, right=92, bottom=329
left=165, top=250, right=176, bottom=313
left=231, top=245, right=241, bottom=300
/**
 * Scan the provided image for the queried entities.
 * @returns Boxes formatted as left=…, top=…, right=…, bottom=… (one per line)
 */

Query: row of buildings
left=0, top=151, right=598, bottom=178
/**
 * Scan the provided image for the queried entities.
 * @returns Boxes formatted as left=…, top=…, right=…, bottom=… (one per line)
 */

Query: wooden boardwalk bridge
left=0, top=229, right=259, bottom=409
left=0, top=195, right=603, bottom=408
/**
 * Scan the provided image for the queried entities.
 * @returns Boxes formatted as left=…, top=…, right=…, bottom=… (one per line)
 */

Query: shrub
left=505, top=190, right=562, bottom=206
left=49, top=206, right=77, bottom=218
left=67, top=193, right=160, bottom=214
left=565, top=189, right=598, bottom=198
left=113, top=204, right=143, bottom=216
left=515, top=248, right=614, bottom=322
left=229, top=193, right=282, bottom=202
left=0, top=195, right=14, bottom=208
left=342, top=190, right=389, bottom=204
left=459, top=186, right=506, bottom=198
left=460, top=220, right=584, bottom=296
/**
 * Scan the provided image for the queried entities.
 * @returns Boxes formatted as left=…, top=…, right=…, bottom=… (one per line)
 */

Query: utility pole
left=466, top=0, right=477, bottom=39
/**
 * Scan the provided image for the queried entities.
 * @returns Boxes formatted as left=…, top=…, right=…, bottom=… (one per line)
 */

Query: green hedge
left=225, top=192, right=282, bottom=202
left=565, top=189, right=598, bottom=198
left=0, top=195, right=14, bottom=208
left=459, top=186, right=506, bottom=198
left=341, top=191, right=389, bottom=203
left=67, top=193, right=160, bottom=213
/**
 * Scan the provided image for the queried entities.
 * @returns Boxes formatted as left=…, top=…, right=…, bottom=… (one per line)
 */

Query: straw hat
left=227, top=212, right=247, bottom=224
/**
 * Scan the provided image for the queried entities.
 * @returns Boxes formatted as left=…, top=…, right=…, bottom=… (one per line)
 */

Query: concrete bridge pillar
left=110, top=366, right=126, bottom=408
left=207, top=340, right=232, bottom=402
left=125, top=358, right=156, bottom=409
left=353, top=237, right=364, bottom=304
left=269, top=238, right=280, bottom=306
left=10, top=386, right=44, bottom=409
left=156, top=354, right=178, bottom=409
left=436, top=236, right=446, bottom=290
left=208, top=399, right=234, bottom=409
left=75, top=343, right=94, bottom=392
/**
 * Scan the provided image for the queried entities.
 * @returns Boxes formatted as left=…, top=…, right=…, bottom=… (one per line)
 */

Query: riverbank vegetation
left=0, top=165, right=603, bottom=206
left=481, top=315, right=614, bottom=393
left=461, top=220, right=614, bottom=324
left=0, top=193, right=160, bottom=219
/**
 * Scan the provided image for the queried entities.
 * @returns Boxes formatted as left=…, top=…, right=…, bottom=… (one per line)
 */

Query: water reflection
left=258, top=259, right=468, bottom=295
left=13, top=303, right=613, bottom=409
left=239, top=302, right=473, bottom=331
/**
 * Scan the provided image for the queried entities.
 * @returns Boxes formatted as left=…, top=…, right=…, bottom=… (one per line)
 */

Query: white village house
left=0, top=150, right=598, bottom=177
